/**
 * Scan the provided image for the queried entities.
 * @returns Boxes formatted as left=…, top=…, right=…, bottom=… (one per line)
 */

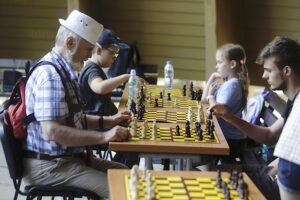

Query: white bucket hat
left=59, top=10, right=103, bottom=45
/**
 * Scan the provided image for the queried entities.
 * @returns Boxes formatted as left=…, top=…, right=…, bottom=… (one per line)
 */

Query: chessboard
left=125, top=176, right=252, bottom=200
left=146, top=98, right=199, bottom=109
left=108, top=170, right=266, bottom=200
left=134, top=110, right=199, bottom=124
left=146, top=87, right=184, bottom=98
left=129, top=124, right=219, bottom=144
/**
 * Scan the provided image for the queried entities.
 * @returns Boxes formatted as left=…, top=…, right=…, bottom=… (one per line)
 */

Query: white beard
left=64, top=49, right=83, bottom=71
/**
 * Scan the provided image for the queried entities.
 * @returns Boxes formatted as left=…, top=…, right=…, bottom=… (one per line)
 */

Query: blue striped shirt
left=24, top=49, right=85, bottom=155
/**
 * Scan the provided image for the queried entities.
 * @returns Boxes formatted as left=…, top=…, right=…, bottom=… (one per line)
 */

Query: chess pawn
left=152, top=120, right=157, bottom=140
left=142, top=169, right=149, bottom=181
left=130, top=117, right=137, bottom=137
left=167, top=92, right=171, bottom=101
left=130, top=164, right=139, bottom=177
left=154, top=98, right=159, bottom=107
left=175, top=125, right=180, bottom=136
left=187, top=107, right=193, bottom=124
left=141, top=120, right=148, bottom=139
left=147, top=92, right=152, bottom=104
left=185, top=122, right=191, bottom=138
left=215, top=169, right=222, bottom=188
left=173, top=98, right=177, bottom=107
left=197, top=105, right=201, bottom=123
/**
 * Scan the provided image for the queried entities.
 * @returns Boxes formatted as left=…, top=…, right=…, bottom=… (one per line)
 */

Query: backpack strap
left=23, top=61, right=77, bottom=126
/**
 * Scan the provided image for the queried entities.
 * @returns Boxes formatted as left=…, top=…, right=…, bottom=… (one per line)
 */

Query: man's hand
left=103, top=125, right=131, bottom=142
left=111, top=110, right=132, bottom=126
left=209, top=103, right=232, bottom=121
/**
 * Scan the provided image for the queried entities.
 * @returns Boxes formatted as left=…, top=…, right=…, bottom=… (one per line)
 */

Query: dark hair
left=218, top=44, right=249, bottom=110
left=257, top=36, right=300, bottom=77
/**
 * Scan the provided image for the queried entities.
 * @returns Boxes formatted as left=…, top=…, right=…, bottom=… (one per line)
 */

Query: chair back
left=140, top=64, right=158, bottom=84
left=0, top=110, right=24, bottom=180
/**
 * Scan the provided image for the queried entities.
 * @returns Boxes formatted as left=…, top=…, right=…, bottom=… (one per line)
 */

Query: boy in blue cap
left=79, top=28, right=145, bottom=116
left=79, top=29, right=145, bottom=167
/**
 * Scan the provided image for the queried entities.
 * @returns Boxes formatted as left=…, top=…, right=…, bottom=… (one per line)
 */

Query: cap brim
left=112, top=42, right=130, bottom=50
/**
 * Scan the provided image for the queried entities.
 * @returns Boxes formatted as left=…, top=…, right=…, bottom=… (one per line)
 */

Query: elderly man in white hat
left=23, top=10, right=131, bottom=198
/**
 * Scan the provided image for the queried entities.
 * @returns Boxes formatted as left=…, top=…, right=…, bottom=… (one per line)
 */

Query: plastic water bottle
left=128, top=69, right=138, bottom=108
left=164, top=60, right=174, bottom=89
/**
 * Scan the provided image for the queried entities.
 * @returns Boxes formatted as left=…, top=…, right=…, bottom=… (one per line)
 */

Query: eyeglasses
left=103, top=47, right=119, bottom=59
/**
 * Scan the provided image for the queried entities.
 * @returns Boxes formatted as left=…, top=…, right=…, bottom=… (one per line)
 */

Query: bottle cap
left=130, top=69, right=136, bottom=76
left=166, top=60, right=172, bottom=65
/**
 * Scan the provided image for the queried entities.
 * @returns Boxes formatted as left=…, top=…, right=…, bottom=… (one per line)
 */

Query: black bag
left=108, top=41, right=144, bottom=79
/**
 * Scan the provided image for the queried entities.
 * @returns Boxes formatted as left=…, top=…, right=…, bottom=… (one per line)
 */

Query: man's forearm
left=41, top=120, right=107, bottom=146
left=225, top=113, right=278, bottom=145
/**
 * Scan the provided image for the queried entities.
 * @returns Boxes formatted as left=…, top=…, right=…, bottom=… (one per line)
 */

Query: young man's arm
left=89, top=74, right=130, bottom=95
left=211, top=104, right=283, bottom=145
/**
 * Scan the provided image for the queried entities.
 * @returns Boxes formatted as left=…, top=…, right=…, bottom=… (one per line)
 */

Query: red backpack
left=2, top=61, right=69, bottom=140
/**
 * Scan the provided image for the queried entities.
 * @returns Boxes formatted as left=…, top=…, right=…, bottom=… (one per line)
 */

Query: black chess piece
left=154, top=98, right=159, bottom=107
left=206, top=120, right=211, bottom=134
left=175, top=125, right=180, bottom=136
left=196, top=89, right=202, bottom=101
left=140, top=104, right=145, bottom=113
left=167, top=92, right=171, bottom=101
left=191, top=90, right=195, bottom=100
left=209, top=128, right=214, bottom=140
left=189, top=81, right=194, bottom=91
left=130, top=101, right=137, bottom=114
left=197, top=130, right=203, bottom=140
left=224, top=189, right=231, bottom=200
left=211, top=122, right=215, bottom=131
left=189, top=82, right=194, bottom=97
left=222, top=182, right=228, bottom=194
left=182, top=85, right=186, bottom=96
left=160, top=92, right=163, bottom=99
left=215, top=169, right=222, bottom=188
left=137, top=109, right=143, bottom=120
left=195, top=122, right=200, bottom=131
left=185, top=123, right=191, bottom=138
left=139, top=96, right=143, bottom=105
left=186, top=120, right=190, bottom=126
left=140, top=87, right=145, bottom=101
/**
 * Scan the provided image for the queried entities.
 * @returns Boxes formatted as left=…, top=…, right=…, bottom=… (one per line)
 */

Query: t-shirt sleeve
left=87, top=67, right=103, bottom=85
left=216, top=80, right=241, bottom=105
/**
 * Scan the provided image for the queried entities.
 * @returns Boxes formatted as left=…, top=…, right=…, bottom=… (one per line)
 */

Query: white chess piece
left=141, top=120, right=148, bottom=139
left=187, top=106, right=193, bottom=124
left=200, top=105, right=205, bottom=123
left=145, top=172, right=155, bottom=200
left=129, top=165, right=139, bottom=200
left=173, top=98, right=177, bottom=107
left=147, top=92, right=152, bottom=104
left=197, top=105, right=201, bottom=123
left=152, top=120, right=157, bottom=140
left=130, top=117, right=137, bottom=137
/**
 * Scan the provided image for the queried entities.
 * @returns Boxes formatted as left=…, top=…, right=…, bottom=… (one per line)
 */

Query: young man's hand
left=209, top=103, right=232, bottom=121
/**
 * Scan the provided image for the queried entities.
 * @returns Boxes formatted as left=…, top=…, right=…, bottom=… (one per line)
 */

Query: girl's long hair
left=218, top=44, right=249, bottom=110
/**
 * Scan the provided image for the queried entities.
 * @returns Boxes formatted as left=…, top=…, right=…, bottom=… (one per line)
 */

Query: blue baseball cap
left=96, top=28, right=129, bottom=49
